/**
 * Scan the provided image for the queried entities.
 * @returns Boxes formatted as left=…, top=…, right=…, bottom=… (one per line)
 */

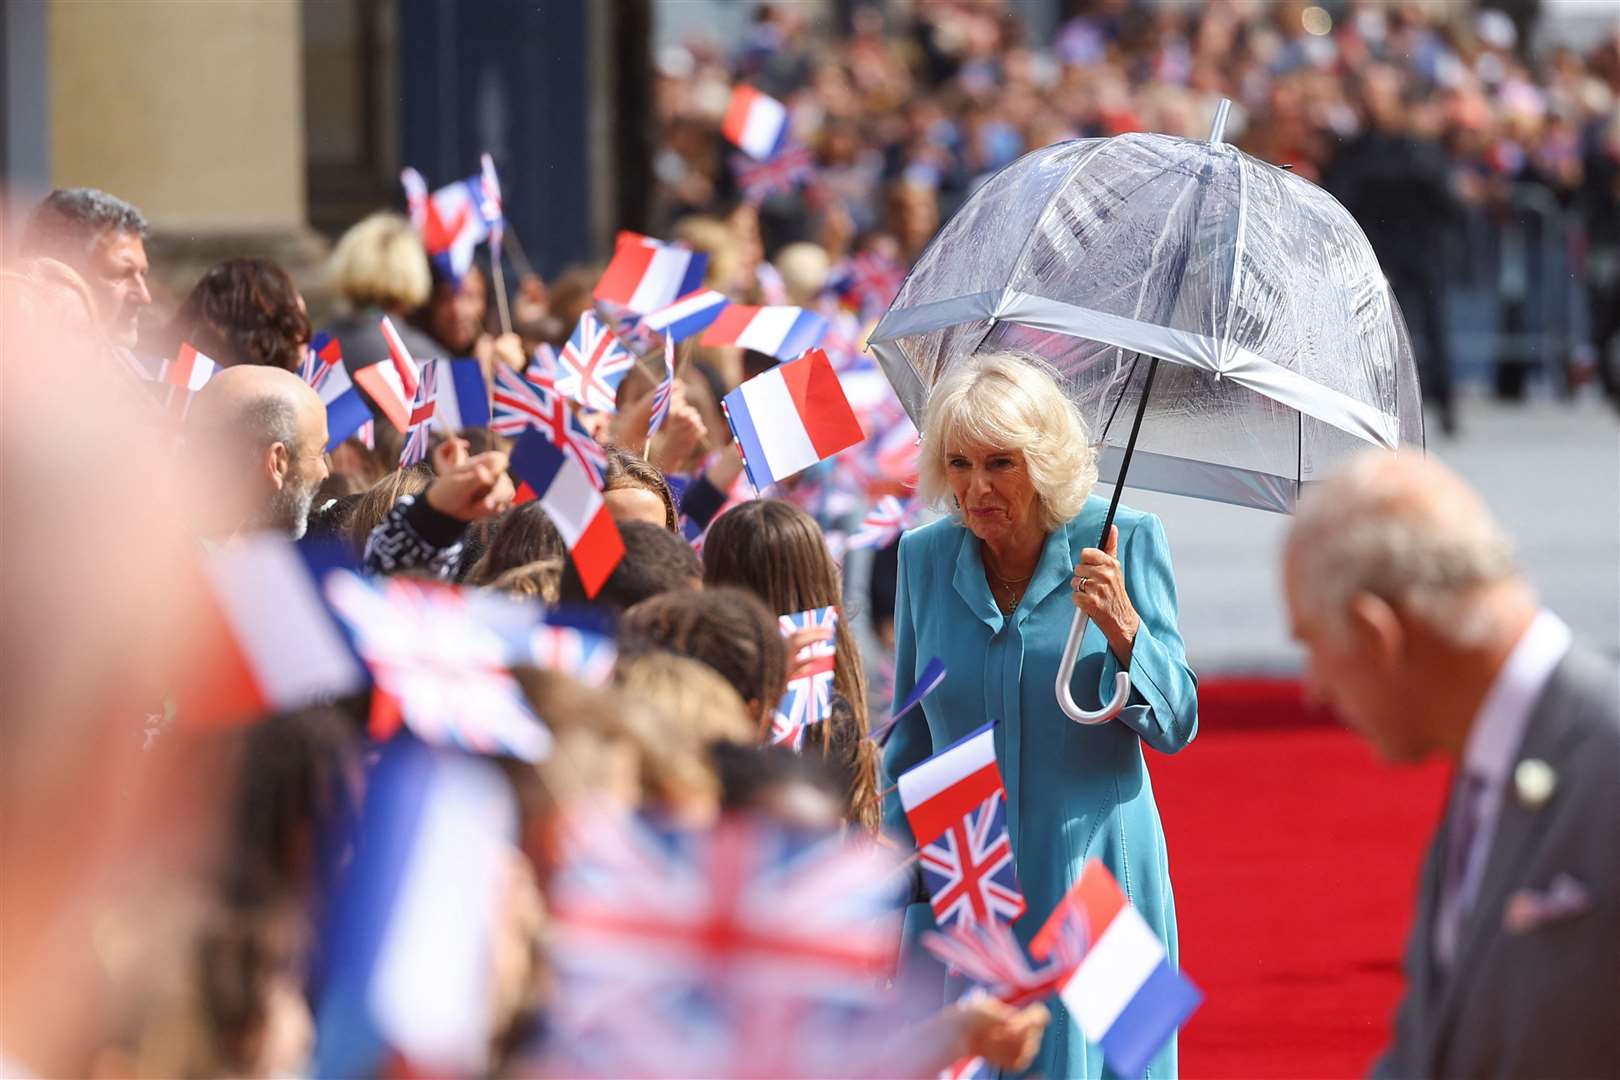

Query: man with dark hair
left=188, top=365, right=330, bottom=539
left=21, top=187, right=153, bottom=348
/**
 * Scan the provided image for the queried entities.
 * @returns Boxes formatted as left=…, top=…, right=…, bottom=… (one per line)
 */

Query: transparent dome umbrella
left=867, top=102, right=1425, bottom=724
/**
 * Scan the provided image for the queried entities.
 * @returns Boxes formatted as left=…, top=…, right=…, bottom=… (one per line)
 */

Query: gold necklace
left=984, top=555, right=1034, bottom=614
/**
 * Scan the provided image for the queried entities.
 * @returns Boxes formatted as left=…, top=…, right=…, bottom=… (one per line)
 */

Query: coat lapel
left=1428, top=659, right=1587, bottom=1047
left=951, top=526, right=1004, bottom=633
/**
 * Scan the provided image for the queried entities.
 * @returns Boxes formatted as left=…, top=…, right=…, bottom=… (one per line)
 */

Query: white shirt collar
left=1461, top=610, right=1572, bottom=785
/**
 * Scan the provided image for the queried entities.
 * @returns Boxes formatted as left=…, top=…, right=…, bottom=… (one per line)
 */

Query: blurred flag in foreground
left=642, top=288, right=729, bottom=342
left=1045, top=860, right=1202, bottom=1077
left=314, top=737, right=517, bottom=1079
left=721, top=348, right=863, bottom=490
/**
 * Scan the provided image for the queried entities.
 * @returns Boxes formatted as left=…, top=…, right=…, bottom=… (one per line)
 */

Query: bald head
left=190, top=365, right=330, bottom=537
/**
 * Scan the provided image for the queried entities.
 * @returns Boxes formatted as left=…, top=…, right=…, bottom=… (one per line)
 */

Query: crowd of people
left=2, top=3, right=1616, bottom=1074
left=654, top=0, right=1620, bottom=427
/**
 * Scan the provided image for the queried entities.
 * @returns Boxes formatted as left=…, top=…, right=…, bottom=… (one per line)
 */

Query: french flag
left=1050, top=860, right=1203, bottom=1077
left=897, top=722, right=1003, bottom=845
left=162, top=342, right=219, bottom=391
left=313, top=362, right=373, bottom=451
left=508, top=430, right=625, bottom=599
left=699, top=303, right=827, bottom=360
left=593, top=232, right=708, bottom=315
left=355, top=317, right=422, bottom=431
left=721, top=348, right=864, bottom=490
left=185, top=535, right=368, bottom=727
left=722, top=84, right=790, bottom=160
left=313, top=738, right=517, bottom=1079
left=432, top=358, right=491, bottom=432
left=641, top=288, right=730, bottom=342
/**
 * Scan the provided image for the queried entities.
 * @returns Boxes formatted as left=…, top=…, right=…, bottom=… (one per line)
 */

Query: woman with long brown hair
left=700, top=498, right=881, bottom=834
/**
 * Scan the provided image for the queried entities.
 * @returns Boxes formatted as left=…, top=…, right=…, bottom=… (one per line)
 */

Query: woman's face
left=945, top=442, right=1041, bottom=545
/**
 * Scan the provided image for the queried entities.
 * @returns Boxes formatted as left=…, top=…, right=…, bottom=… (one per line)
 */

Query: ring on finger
left=1075, top=575, right=1089, bottom=592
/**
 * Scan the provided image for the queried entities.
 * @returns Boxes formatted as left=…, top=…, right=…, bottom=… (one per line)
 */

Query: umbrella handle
left=1056, top=608, right=1131, bottom=724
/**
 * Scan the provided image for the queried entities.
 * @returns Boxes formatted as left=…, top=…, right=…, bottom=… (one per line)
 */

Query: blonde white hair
left=919, top=350, right=1097, bottom=532
left=327, top=211, right=432, bottom=311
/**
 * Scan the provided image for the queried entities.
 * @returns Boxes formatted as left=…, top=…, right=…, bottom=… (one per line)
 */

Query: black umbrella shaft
left=1097, top=355, right=1161, bottom=549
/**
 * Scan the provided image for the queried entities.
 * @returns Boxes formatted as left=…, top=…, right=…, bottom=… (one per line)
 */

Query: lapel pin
left=1513, top=758, right=1557, bottom=809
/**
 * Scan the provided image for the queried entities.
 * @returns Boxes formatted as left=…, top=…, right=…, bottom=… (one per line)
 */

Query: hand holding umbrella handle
left=1055, top=607, right=1131, bottom=724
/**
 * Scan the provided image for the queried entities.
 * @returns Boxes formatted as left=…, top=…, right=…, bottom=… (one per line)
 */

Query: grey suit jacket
left=1373, top=645, right=1620, bottom=1079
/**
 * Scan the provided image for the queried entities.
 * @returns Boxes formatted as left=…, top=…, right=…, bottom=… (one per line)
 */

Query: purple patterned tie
left=1437, top=772, right=1487, bottom=965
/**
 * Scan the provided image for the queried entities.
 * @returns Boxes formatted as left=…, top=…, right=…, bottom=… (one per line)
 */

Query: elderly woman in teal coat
left=884, top=351, right=1198, bottom=1079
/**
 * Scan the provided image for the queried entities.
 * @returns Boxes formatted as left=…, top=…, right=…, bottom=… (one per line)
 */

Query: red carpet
left=1148, top=679, right=1451, bottom=1078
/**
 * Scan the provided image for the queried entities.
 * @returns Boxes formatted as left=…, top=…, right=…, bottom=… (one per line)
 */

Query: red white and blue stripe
left=324, top=571, right=552, bottom=762
left=401, top=164, right=494, bottom=281
left=871, top=655, right=946, bottom=747
left=432, top=357, right=491, bottom=432
left=847, top=496, right=914, bottom=552
left=557, top=310, right=636, bottom=413
left=593, top=232, right=709, bottom=315
left=1052, top=860, right=1203, bottom=1077
left=490, top=364, right=608, bottom=487
left=898, top=722, right=1026, bottom=930
left=641, top=288, right=730, bottom=342
left=700, top=303, right=827, bottom=360
left=300, top=330, right=344, bottom=385
left=508, top=431, right=625, bottom=599
left=772, top=606, right=838, bottom=749
left=356, top=316, right=422, bottom=432
left=158, top=342, right=220, bottom=418
left=309, top=356, right=373, bottom=451
left=477, top=152, right=504, bottom=246
left=722, top=84, right=790, bottom=160
left=721, top=348, right=864, bottom=490
left=398, top=358, right=438, bottom=467
left=189, top=535, right=368, bottom=727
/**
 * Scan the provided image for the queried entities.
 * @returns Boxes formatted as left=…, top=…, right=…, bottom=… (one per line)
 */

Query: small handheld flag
left=508, top=431, right=624, bottom=599
left=311, top=360, right=373, bottom=451
left=721, top=348, right=864, bottom=490
left=432, top=357, right=492, bottom=433
left=593, top=231, right=708, bottom=316
left=300, top=330, right=344, bottom=385
left=731, top=145, right=815, bottom=204
left=847, top=495, right=913, bottom=553
left=557, top=310, right=636, bottom=413
left=1047, top=861, right=1203, bottom=1077
left=872, top=656, right=946, bottom=747
left=398, top=358, right=438, bottom=467
left=400, top=164, right=494, bottom=281
left=491, top=364, right=608, bottom=487
left=641, top=288, right=729, bottom=343
left=186, top=535, right=368, bottom=727
left=773, top=606, right=838, bottom=749
left=722, top=84, right=790, bottom=160
left=700, top=303, right=827, bottom=360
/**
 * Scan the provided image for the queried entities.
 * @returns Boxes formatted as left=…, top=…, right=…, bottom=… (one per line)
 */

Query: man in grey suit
left=1283, top=451, right=1619, bottom=1079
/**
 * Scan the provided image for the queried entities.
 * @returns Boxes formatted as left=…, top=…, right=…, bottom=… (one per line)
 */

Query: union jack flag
left=490, top=364, right=608, bottom=487
left=322, top=571, right=552, bottom=763
left=921, top=913, right=1087, bottom=1010
left=773, top=607, right=838, bottom=750
left=528, top=343, right=560, bottom=385
left=300, top=331, right=343, bottom=385
left=730, top=144, right=816, bottom=205
left=478, top=152, right=503, bottom=246
left=846, top=496, right=913, bottom=552
left=398, top=358, right=438, bottom=466
left=527, top=621, right=617, bottom=687
left=647, top=333, right=675, bottom=438
left=545, top=812, right=907, bottom=1078
left=557, top=310, right=636, bottom=413
left=834, top=248, right=905, bottom=320
left=919, top=789, right=1026, bottom=931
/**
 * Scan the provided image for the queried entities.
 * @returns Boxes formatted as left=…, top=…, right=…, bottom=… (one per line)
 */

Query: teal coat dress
left=883, top=495, right=1198, bottom=1079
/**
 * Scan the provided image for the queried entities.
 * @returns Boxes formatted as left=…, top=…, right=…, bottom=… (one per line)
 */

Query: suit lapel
left=1428, top=658, right=1587, bottom=1043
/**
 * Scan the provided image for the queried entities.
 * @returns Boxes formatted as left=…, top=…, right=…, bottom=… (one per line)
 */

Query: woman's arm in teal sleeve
left=1096, top=513, right=1199, bottom=754
left=880, top=532, right=928, bottom=845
